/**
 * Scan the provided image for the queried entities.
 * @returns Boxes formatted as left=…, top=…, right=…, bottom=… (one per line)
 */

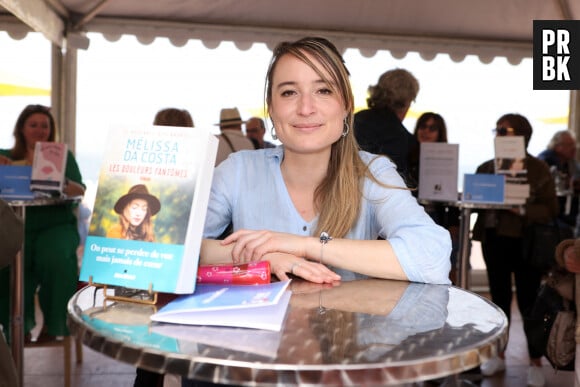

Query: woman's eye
left=280, top=89, right=296, bottom=97
left=318, top=88, right=333, bottom=95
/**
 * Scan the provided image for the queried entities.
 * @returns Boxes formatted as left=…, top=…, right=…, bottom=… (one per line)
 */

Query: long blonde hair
left=265, top=37, right=377, bottom=238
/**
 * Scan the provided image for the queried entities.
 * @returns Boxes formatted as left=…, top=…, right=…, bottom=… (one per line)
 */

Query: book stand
left=88, top=276, right=158, bottom=306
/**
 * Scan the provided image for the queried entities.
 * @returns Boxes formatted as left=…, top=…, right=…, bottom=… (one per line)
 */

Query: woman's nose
left=297, top=94, right=315, bottom=115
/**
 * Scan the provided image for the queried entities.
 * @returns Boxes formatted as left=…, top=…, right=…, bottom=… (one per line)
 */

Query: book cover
left=79, top=125, right=218, bottom=294
left=418, top=142, right=459, bottom=202
left=30, top=141, right=68, bottom=193
left=0, top=165, right=35, bottom=200
left=462, top=173, right=505, bottom=203
left=150, top=280, right=292, bottom=331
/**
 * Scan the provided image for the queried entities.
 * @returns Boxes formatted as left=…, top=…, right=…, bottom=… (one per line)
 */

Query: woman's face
left=22, top=113, right=51, bottom=148
left=416, top=117, right=439, bottom=143
left=123, top=198, right=148, bottom=226
left=495, top=120, right=516, bottom=137
left=268, top=52, right=346, bottom=155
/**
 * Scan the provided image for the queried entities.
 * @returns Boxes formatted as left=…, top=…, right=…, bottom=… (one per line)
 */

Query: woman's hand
left=0, top=155, right=12, bottom=165
left=222, top=229, right=309, bottom=263
left=265, top=252, right=340, bottom=284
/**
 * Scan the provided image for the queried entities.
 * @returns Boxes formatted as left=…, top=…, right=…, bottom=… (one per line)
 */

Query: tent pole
left=51, top=43, right=78, bottom=154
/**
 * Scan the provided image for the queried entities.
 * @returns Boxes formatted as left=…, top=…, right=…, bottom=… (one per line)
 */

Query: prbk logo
left=533, top=20, right=580, bottom=90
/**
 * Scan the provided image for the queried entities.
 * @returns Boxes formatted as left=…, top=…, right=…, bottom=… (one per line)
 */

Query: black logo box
left=533, top=20, right=580, bottom=90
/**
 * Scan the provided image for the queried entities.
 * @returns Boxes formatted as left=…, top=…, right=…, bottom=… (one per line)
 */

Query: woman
left=153, top=107, right=194, bottom=128
left=0, top=104, right=85, bottom=341
left=408, top=112, right=460, bottom=283
left=199, top=37, right=451, bottom=285
left=107, top=184, right=161, bottom=242
left=472, top=113, right=558, bottom=387
left=408, top=112, right=449, bottom=187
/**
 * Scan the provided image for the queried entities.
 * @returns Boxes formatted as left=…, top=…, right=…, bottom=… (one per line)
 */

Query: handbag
left=546, top=307, right=575, bottom=370
left=526, top=278, right=576, bottom=371
left=522, top=219, right=574, bottom=273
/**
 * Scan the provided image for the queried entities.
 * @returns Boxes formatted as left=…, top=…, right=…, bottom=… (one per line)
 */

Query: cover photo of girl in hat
left=107, top=184, right=161, bottom=242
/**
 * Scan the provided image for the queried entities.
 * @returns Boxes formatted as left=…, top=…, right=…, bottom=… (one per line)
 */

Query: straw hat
left=114, top=184, right=161, bottom=215
left=215, top=107, right=245, bottom=127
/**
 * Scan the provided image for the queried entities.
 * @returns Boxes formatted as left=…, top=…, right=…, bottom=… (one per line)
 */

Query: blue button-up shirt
left=203, top=146, right=451, bottom=284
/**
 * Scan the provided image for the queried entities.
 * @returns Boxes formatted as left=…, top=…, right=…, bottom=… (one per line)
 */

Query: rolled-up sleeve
left=361, top=153, right=452, bottom=284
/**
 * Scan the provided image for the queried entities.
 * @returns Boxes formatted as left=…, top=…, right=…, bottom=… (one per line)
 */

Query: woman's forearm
left=304, top=237, right=408, bottom=280
left=200, top=239, right=234, bottom=265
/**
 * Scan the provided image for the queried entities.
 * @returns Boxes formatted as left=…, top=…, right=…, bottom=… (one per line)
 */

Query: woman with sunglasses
left=0, top=104, right=85, bottom=343
left=472, top=113, right=558, bottom=387
left=408, top=112, right=460, bottom=283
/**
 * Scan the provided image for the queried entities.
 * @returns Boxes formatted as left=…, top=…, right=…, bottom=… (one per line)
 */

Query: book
left=150, top=280, right=292, bottom=331
left=30, top=141, right=68, bottom=194
left=79, top=125, right=218, bottom=294
left=462, top=173, right=505, bottom=203
left=0, top=165, right=36, bottom=200
left=494, top=136, right=529, bottom=205
left=418, top=142, right=459, bottom=202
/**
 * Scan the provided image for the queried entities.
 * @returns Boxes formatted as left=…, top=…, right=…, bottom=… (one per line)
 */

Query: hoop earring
left=270, top=125, right=278, bottom=140
left=342, top=120, right=350, bottom=138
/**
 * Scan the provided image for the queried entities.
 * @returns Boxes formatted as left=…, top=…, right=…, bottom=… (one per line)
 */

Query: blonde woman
left=199, top=37, right=451, bottom=285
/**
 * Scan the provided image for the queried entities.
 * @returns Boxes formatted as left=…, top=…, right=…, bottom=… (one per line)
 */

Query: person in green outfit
left=0, top=104, right=85, bottom=342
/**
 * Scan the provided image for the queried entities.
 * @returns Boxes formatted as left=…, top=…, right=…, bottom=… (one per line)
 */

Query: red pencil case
left=196, top=261, right=271, bottom=285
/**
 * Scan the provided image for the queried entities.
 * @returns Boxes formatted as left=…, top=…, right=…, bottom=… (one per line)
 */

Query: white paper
left=494, top=136, right=529, bottom=203
left=418, top=143, right=459, bottom=202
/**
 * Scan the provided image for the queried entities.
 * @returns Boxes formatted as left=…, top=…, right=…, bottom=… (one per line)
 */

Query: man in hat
left=215, top=107, right=255, bottom=165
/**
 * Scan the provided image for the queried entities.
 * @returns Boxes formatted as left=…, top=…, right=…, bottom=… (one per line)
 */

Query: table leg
left=10, top=206, right=25, bottom=387
left=457, top=207, right=472, bottom=289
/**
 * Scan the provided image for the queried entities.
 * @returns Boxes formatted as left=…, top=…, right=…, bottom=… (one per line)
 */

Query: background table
left=6, top=195, right=81, bottom=387
left=68, top=279, right=508, bottom=386
left=419, top=199, right=521, bottom=289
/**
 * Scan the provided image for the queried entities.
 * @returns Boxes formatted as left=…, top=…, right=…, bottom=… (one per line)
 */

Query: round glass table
left=68, top=279, right=507, bottom=386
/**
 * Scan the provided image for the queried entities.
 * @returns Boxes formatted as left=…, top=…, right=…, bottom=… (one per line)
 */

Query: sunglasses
left=492, top=126, right=515, bottom=136
left=418, top=124, right=438, bottom=132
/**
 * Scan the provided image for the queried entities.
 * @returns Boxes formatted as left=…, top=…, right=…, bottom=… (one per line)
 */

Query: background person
left=408, top=112, right=460, bottom=283
left=153, top=107, right=194, bottom=127
left=537, top=130, right=579, bottom=232
left=199, top=37, right=451, bottom=286
left=214, top=107, right=255, bottom=165
left=245, top=116, right=276, bottom=149
left=0, top=104, right=85, bottom=342
left=354, top=68, right=419, bottom=186
left=132, top=107, right=194, bottom=387
left=472, top=113, right=558, bottom=387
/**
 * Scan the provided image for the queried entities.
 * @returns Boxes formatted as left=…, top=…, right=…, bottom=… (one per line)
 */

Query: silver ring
left=290, top=262, right=300, bottom=274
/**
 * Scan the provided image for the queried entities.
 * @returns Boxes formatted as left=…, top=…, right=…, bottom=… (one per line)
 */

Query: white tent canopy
left=1, top=0, right=579, bottom=148
left=3, top=0, right=580, bottom=62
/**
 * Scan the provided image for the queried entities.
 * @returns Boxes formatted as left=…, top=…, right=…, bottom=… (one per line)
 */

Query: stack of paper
left=494, top=136, right=529, bottom=205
